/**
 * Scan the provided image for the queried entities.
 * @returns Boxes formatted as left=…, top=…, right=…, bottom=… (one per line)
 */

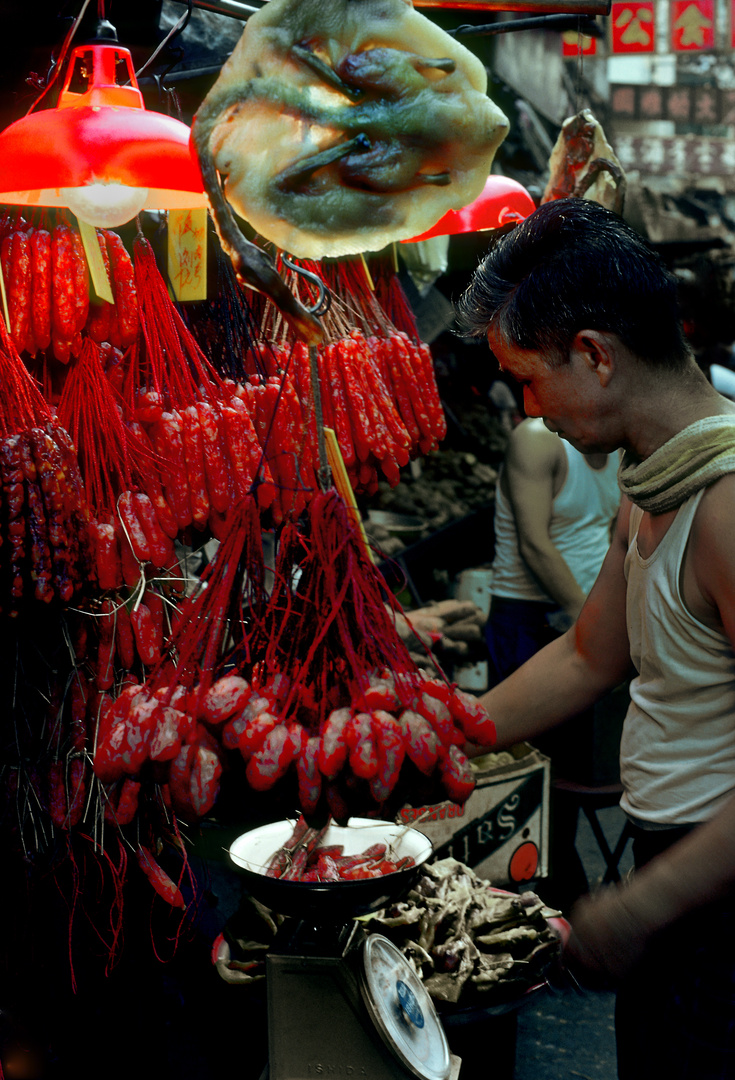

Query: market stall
left=0, top=2, right=615, bottom=1077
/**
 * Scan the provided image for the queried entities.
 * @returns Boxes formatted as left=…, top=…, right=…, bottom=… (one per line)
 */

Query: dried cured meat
left=541, top=109, right=626, bottom=213
left=192, top=0, right=509, bottom=262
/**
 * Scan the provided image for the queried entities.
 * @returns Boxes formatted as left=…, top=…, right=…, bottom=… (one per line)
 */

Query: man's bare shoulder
left=506, top=417, right=565, bottom=471
left=696, top=472, right=735, bottom=523
left=689, top=475, right=735, bottom=627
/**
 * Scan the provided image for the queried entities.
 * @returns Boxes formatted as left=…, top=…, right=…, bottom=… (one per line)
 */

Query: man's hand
left=564, top=884, right=652, bottom=987
left=564, top=815, right=735, bottom=988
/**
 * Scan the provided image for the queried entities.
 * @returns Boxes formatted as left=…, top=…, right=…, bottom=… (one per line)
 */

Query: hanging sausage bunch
left=0, top=198, right=463, bottom=940
left=204, top=253, right=447, bottom=498
left=91, top=495, right=265, bottom=831
left=228, top=488, right=494, bottom=820
left=0, top=215, right=138, bottom=373
left=0, top=312, right=91, bottom=615
left=281, top=327, right=444, bottom=494
left=92, top=487, right=495, bottom=829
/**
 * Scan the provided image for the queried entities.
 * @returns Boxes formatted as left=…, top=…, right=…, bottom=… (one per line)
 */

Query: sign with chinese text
left=671, top=0, right=715, bottom=50
left=167, top=208, right=208, bottom=302
left=610, top=83, right=735, bottom=125
left=562, top=29, right=597, bottom=56
left=614, top=134, right=735, bottom=176
left=611, top=1, right=655, bottom=51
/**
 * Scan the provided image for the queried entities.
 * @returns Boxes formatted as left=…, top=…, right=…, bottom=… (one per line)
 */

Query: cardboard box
left=398, top=744, right=550, bottom=887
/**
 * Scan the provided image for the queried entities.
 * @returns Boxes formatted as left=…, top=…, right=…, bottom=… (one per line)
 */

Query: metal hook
left=281, top=255, right=332, bottom=317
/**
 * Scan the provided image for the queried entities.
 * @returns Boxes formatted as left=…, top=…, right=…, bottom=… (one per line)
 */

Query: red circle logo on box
left=508, top=841, right=539, bottom=883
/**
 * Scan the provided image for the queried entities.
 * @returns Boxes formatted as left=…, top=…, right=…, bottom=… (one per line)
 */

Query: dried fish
left=364, top=857, right=561, bottom=1008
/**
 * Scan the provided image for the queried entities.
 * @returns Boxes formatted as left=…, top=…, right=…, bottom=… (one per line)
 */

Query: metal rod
left=166, top=0, right=610, bottom=20
left=417, top=0, right=610, bottom=13
left=450, top=13, right=603, bottom=34
left=167, top=0, right=262, bottom=19
left=309, top=345, right=332, bottom=493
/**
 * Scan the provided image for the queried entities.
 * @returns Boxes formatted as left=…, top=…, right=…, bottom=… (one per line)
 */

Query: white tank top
left=491, top=440, right=620, bottom=601
left=621, top=490, right=735, bottom=825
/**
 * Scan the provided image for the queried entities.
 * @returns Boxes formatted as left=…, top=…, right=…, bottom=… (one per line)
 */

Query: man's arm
left=505, top=419, right=588, bottom=619
left=566, top=475, right=735, bottom=979
left=473, top=497, right=633, bottom=753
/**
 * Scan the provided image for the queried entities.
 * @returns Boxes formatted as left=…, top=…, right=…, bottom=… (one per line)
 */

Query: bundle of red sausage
left=92, top=664, right=495, bottom=823
left=3, top=220, right=447, bottom=570
left=252, top=330, right=446, bottom=496
left=0, top=422, right=90, bottom=612
left=1, top=221, right=138, bottom=365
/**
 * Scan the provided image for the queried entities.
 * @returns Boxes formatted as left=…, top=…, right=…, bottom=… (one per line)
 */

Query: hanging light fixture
left=0, top=21, right=206, bottom=228
left=401, top=175, right=536, bottom=243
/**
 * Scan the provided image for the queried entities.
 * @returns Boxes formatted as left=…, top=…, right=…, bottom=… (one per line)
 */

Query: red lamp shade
left=401, top=175, right=536, bottom=243
left=0, top=42, right=206, bottom=225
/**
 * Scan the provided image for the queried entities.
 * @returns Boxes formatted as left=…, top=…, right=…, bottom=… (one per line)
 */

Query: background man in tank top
left=486, top=415, right=621, bottom=911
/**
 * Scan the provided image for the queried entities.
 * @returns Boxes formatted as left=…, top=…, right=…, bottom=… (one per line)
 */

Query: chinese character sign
left=610, top=85, right=735, bottom=124
left=562, top=30, right=597, bottom=55
left=671, top=0, right=714, bottom=50
left=611, top=1, right=656, bottom=52
left=614, top=135, right=735, bottom=177
left=167, top=209, right=208, bottom=302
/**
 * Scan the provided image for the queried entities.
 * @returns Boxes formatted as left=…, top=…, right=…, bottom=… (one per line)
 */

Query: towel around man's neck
left=618, top=414, right=735, bottom=513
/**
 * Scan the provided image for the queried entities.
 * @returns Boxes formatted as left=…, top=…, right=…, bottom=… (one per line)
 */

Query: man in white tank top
left=456, top=198, right=735, bottom=1080
left=488, top=415, right=619, bottom=651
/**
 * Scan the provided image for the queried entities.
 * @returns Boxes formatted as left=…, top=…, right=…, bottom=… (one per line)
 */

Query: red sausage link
left=104, top=230, right=139, bottom=347
left=8, top=231, right=33, bottom=354
left=85, top=229, right=113, bottom=344
left=136, top=845, right=185, bottom=908
left=118, top=490, right=151, bottom=563
left=51, top=225, right=76, bottom=363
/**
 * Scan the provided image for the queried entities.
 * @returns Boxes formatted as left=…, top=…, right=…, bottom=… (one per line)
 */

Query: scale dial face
left=359, top=934, right=451, bottom=1080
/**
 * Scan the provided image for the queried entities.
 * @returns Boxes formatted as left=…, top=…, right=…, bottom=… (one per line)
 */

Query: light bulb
left=60, top=182, right=149, bottom=228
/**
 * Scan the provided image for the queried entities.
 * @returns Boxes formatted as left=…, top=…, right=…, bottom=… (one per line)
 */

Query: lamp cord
left=25, top=0, right=95, bottom=115
left=26, top=0, right=194, bottom=110
left=135, top=0, right=194, bottom=80
left=575, top=17, right=585, bottom=114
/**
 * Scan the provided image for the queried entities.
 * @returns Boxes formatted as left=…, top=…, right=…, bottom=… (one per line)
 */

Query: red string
left=254, top=489, right=421, bottom=732
left=0, top=314, right=54, bottom=436
left=56, top=338, right=134, bottom=516
left=132, top=238, right=226, bottom=410
left=145, top=494, right=265, bottom=705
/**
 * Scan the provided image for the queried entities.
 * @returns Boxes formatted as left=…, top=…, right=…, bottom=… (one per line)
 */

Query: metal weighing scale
left=229, top=818, right=457, bottom=1080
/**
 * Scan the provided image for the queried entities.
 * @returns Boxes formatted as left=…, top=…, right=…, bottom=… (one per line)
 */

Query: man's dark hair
left=455, top=197, right=692, bottom=369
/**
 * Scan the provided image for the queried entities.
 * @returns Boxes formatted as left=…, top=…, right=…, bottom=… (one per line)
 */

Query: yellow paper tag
left=77, top=218, right=114, bottom=304
left=324, top=426, right=374, bottom=563
left=360, top=251, right=375, bottom=292
left=168, top=208, right=208, bottom=301
left=0, top=256, right=9, bottom=330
